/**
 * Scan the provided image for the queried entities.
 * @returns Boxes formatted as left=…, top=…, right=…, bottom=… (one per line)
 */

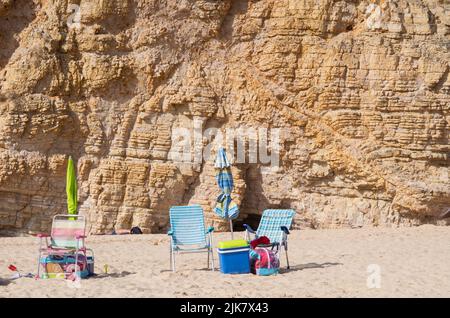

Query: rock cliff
left=0, top=0, right=449, bottom=235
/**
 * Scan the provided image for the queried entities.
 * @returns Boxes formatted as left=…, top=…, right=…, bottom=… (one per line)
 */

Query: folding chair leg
left=75, top=250, right=79, bottom=280
left=284, top=243, right=290, bottom=269
left=171, top=250, right=176, bottom=272
left=169, top=238, right=177, bottom=272
left=36, top=250, right=42, bottom=279
left=80, top=249, right=88, bottom=279
left=210, top=234, right=215, bottom=271
left=210, top=248, right=215, bottom=271
left=207, top=249, right=210, bottom=269
left=169, top=244, right=172, bottom=271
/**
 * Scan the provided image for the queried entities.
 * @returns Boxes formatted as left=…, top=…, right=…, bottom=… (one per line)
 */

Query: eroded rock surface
left=0, top=0, right=449, bottom=235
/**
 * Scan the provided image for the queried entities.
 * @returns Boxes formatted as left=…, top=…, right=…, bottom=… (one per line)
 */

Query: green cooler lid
left=217, top=239, right=249, bottom=249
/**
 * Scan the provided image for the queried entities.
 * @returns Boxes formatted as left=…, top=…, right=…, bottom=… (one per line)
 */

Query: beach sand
left=1, top=225, right=449, bottom=297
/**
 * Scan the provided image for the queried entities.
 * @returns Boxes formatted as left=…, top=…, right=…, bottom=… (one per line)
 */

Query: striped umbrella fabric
left=214, top=148, right=239, bottom=238
left=215, top=147, right=231, bottom=169
left=216, top=169, right=234, bottom=196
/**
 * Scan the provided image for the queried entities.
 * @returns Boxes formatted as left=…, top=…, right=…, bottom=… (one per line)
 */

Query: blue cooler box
left=217, top=239, right=250, bottom=274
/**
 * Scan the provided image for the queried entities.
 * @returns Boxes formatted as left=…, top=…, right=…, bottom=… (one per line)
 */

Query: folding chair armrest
left=256, top=242, right=279, bottom=249
left=167, top=229, right=174, bottom=236
left=243, top=224, right=256, bottom=234
left=205, top=226, right=214, bottom=234
left=280, top=226, right=290, bottom=235
left=36, top=233, right=50, bottom=238
left=76, top=235, right=87, bottom=239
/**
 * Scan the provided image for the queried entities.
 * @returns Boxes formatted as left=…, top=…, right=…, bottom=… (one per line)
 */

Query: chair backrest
left=169, top=205, right=207, bottom=246
left=51, top=215, right=86, bottom=248
left=256, top=209, right=295, bottom=244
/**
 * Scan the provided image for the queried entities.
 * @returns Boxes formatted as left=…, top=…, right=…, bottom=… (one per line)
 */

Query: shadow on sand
left=161, top=263, right=342, bottom=274
left=89, top=271, right=136, bottom=279
left=160, top=267, right=217, bottom=273
left=280, top=262, right=343, bottom=273
left=0, top=278, right=13, bottom=286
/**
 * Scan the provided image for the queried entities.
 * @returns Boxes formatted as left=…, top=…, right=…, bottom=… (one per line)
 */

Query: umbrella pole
left=229, top=218, right=234, bottom=240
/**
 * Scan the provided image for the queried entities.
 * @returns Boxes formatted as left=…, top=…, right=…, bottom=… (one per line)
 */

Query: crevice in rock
left=0, top=0, right=37, bottom=69
left=218, top=0, right=250, bottom=42
left=238, top=165, right=268, bottom=222
left=430, top=65, right=449, bottom=93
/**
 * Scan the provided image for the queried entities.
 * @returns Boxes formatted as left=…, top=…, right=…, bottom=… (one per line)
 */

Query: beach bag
left=250, top=247, right=280, bottom=276
left=130, top=226, right=143, bottom=234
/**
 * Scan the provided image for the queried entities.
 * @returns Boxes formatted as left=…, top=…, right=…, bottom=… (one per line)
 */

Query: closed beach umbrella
left=66, top=156, right=78, bottom=216
left=214, top=148, right=239, bottom=239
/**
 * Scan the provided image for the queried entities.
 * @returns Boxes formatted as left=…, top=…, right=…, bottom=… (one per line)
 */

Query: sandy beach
left=1, top=225, right=449, bottom=298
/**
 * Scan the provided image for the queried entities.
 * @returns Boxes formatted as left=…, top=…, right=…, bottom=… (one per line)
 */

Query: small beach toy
left=8, top=264, right=34, bottom=279
left=8, top=264, right=18, bottom=272
left=10, top=272, right=21, bottom=280
left=9, top=264, right=22, bottom=279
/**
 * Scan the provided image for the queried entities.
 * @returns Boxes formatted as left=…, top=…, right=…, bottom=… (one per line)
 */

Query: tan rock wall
left=0, top=0, right=448, bottom=235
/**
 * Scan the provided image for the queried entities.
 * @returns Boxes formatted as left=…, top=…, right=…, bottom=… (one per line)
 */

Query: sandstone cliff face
left=0, top=0, right=449, bottom=235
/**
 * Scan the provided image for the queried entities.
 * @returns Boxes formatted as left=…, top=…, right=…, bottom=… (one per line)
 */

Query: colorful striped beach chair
left=36, top=214, right=88, bottom=279
left=244, top=209, right=295, bottom=269
left=168, top=205, right=215, bottom=272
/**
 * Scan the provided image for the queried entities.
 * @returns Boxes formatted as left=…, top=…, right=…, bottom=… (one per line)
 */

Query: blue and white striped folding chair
left=168, top=205, right=215, bottom=272
left=244, top=209, right=295, bottom=269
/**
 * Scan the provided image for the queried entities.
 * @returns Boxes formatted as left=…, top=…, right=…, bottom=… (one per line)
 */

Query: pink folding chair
left=36, top=215, right=88, bottom=279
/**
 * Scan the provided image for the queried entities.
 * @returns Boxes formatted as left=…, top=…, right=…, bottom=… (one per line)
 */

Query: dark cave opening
left=233, top=213, right=261, bottom=232
left=232, top=164, right=295, bottom=232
